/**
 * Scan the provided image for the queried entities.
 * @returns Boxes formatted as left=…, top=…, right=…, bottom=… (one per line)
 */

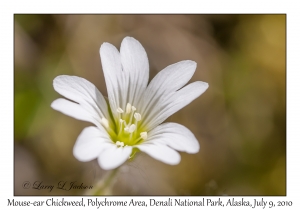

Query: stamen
left=128, top=124, right=136, bottom=133
left=116, top=103, right=147, bottom=145
left=117, top=107, right=124, bottom=113
left=118, top=119, right=124, bottom=135
left=132, top=112, right=141, bottom=137
left=134, top=113, right=141, bottom=121
left=140, top=132, right=147, bottom=140
left=124, top=125, right=129, bottom=132
left=101, top=117, right=109, bottom=128
left=126, top=103, right=132, bottom=114
left=116, top=141, right=124, bottom=147
left=128, top=108, right=136, bottom=126
left=131, top=106, right=136, bottom=112
left=132, top=132, right=147, bottom=145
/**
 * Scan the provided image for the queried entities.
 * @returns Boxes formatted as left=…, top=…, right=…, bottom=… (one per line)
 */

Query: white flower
left=51, top=37, right=208, bottom=170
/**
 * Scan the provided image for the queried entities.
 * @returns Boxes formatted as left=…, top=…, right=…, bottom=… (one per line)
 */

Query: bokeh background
left=14, top=14, right=286, bottom=195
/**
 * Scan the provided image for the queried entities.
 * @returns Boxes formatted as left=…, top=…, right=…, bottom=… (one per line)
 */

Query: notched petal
left=53, top=75, right=109, bottom=120
left=51, top=98, right=101, bottom=127
left=136, top=143, right=181, bottom=165
left=73, top=126, right=112, bottom=162
left=147, top=123, right=200, bottom=154
left=98, top=145, right=132, bottom=170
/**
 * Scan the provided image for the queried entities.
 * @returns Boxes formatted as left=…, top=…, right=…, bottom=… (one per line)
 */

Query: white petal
left=140, top=60, right=196, bottom=115
left=51, top=98, right=101, bottom=127
left=120, top=37, right=149, bottom=106
left=73, top=126, right=112, bottom=162
left=136, top=143, right=181, bottom=165
left=98, top=145, right=132, bottom=170
left=53, top=75, right=109, bottom=119
left=100, top=42, right=129, bottom=120
left=147, top=123, right=199, bottom=154
left=143, top=81, right=209, bottom=130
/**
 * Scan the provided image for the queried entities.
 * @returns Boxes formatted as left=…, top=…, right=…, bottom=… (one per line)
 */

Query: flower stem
left=86, top=168, right=119, bottom=195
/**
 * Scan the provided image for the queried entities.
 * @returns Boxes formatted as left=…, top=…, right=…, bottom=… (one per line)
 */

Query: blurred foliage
left=14, top=14, right=285, bottom=195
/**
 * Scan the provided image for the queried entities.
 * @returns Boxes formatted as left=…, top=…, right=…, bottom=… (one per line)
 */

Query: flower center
left=101, top=103, right=147, bottom=146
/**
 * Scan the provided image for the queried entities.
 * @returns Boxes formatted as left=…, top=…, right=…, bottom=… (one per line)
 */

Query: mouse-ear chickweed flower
left=51, top=37, right=208, bottom=170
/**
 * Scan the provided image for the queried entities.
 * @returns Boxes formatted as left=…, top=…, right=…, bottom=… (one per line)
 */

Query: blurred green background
left=14, top=14, right=286, bottom=195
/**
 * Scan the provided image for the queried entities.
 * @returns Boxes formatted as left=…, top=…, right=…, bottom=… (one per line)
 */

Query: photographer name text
left=22, top=181, right=93, bottom=192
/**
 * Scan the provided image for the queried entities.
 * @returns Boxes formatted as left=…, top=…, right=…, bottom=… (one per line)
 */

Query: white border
left=2, top=0, right=299, bottom=209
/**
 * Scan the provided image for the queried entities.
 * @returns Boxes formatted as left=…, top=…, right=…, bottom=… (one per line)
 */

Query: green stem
left=87, top=168, right=119, bottom=195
